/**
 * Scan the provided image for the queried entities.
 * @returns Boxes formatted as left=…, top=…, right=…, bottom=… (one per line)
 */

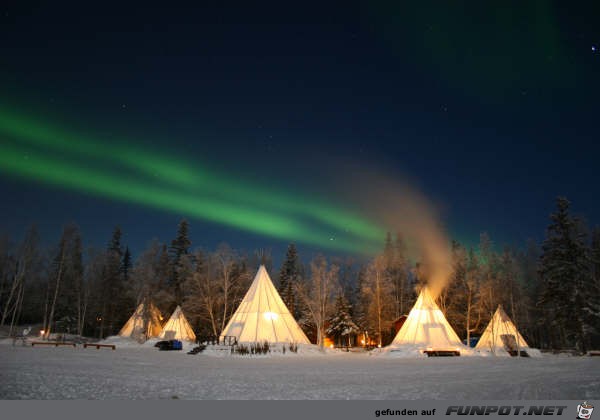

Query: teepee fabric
left=159, top=305, right=196, bottom=342
left=119, top=302, right=163, bottom=343
left=390, top=287, right=463, bottom=350
left=476, top=305, right=529, bottom=354
left=220, top=265, right=310, bottom=344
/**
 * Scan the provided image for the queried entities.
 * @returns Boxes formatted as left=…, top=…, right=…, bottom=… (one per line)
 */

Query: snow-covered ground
left=0, top=341, right=597, bottom=399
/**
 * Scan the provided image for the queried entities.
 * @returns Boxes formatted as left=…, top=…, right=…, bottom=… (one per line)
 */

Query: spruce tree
left=326, top=295, right=360, bottom=348
left=169, top=219, right=191, bottom=304
left=538, top=197, right=595, bottom=352
left=121, top=247, right=132, bottom=283
left=586, top=227, right=600, bottom=348
left=592, top=228, right=600, bottom=281
left=71, top=230, right=85, bottom=335
left=104, top=226, right=125, bottom=336
left=278, top=243, right=300, bottom=317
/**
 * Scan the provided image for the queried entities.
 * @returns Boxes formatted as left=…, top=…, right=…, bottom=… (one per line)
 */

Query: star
left=592, top=45, right=597, bottom=52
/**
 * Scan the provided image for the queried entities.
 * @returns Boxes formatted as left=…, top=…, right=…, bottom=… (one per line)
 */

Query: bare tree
left=216, top=244, right=239, bottom=334
left=363, top=255, right=395, bottom=346
left=186, top=250, right=221, bottom=337
left=463, top=250, right=482, bottom=345
left=0, top=226, right=39, bottom=335
left=297, top=255, right=339, bottom=348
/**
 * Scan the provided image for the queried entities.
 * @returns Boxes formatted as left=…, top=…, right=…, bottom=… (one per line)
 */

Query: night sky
left=1, top=2, right=599, bottom=261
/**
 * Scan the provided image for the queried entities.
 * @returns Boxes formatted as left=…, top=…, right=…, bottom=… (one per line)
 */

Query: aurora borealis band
left=1, top=2, right=599, bottom=258
left=0, top=108, right=385, bottom=254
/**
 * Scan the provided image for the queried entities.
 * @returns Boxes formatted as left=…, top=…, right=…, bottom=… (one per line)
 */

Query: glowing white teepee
left=389, top=287, right=464, bottom=351
left=119, top=302, right=163, bottom=343
left=159, top=305, right=196, bottom=342
left=220, top=265, right=310, bottom=344
left=476, top=305, right=529, bottom=355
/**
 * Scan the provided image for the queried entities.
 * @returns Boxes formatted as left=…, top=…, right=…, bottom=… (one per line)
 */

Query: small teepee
left=159, top=305, right=196, bottom=342
left=476, top=305, right=529, bottom=356
left=119, top=302, right=163, bottom=343
left=389, top=287, right=464, bottom=353
left=220, top=265, right=310, bottom=345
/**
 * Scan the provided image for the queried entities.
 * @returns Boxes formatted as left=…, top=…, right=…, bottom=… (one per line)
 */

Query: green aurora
left=0, top=109, right=386, bottom=254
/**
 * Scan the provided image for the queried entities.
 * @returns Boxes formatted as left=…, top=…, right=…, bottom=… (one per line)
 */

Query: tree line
left=0, top=197, right=598, bottom=352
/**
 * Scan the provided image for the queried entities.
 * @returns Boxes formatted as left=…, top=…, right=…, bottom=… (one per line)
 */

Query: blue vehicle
left=462, top=337, right=480, bottom=348
left=155, top=339, right=183, bottom=351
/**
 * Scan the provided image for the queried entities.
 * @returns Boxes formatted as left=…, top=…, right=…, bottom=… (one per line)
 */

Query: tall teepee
left=159, top=305, right=196, bottom=342
left=389, top=287, right=464, bottom=352
left=476, top=305, right=529, bottom=355
left=119, top=302, right=163, bottom=343
left=220, top=265, right=310, bottom=344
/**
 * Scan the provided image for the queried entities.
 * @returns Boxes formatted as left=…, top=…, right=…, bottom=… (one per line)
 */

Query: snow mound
left=378, top=344, right=481, bottom=358
left=475, top=348, right=543, bottom=358
left=101, top=336, right=145, bottom=348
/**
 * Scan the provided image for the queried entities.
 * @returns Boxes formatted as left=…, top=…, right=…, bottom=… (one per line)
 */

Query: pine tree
left=538, top=197, right=595, bottom=352
left=99, top=226, right=125, bottom=337
left=278, top=243, right=301, bottom=317
left=122, top=247, right=132, bottom=283
left=169, top=219, right=191, bottom=304
left=154, top=244, right=175, bottom=316
left=592, top=228, right=600, bottom=285
left=326, top=294, right=360, bottom=348
left=71, top=230, right=85, bottom=336
left=109, top=227, right=123, bottom=256
left=585, top=227, right=600, bottom=349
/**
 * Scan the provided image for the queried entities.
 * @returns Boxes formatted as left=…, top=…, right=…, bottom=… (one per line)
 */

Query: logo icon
left=577, top=402, right=594, bottom=420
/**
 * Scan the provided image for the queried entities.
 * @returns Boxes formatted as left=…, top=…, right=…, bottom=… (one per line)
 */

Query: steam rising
left=327, top=163, right=452, bottom=298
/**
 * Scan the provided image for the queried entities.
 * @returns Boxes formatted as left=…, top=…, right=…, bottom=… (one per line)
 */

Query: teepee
left=159, top=305, right=196, bottom=342
left=389, top=287, right=464, bottom=353
left=476, top=305, right=529, bottom=355
left=119, top=302, right=164, bottom=343
left=220, top=265, right=310, bottom=345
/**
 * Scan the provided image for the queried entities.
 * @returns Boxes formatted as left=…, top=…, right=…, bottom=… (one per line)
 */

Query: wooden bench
left=83, top=343, right=115, bottom=350
left=31, top=341, right=76, bottom=348
left=424, top=350, right=460, bottom=357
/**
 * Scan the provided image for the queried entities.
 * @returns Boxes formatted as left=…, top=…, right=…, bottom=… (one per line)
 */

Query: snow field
left=0, top=343, right=597, bottom=400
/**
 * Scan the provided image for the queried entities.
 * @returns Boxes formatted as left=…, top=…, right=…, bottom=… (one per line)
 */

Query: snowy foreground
left=0, top=342, right=597, bottom=400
